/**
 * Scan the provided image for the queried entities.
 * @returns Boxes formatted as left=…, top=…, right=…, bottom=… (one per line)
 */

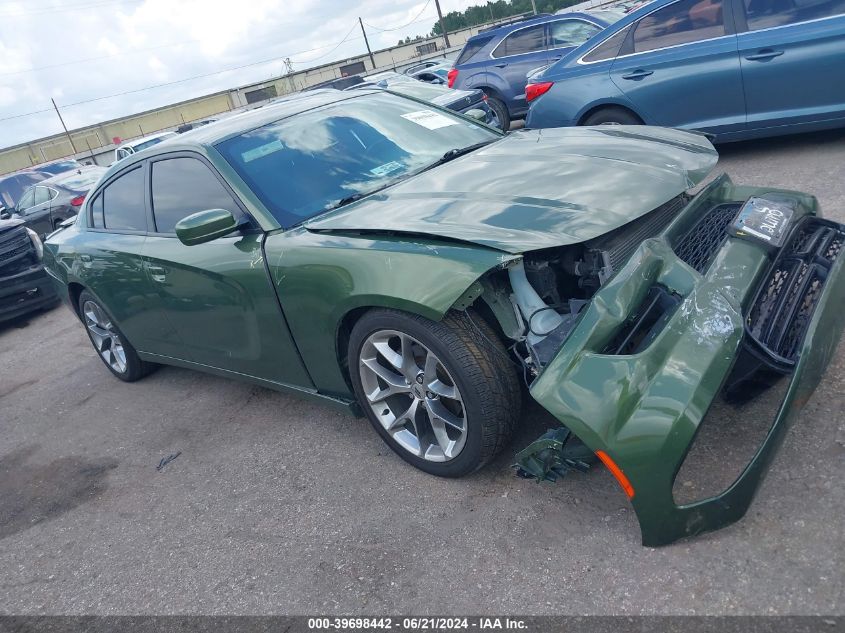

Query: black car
left=0, top=217, right=57, bottom=323
left=6, top=167, right=106, bottom=238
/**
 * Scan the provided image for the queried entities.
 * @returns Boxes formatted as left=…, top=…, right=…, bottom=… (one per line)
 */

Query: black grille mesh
left=0, top=227, right=34, bottom=275
left=673, top=203, right=741, bottom=273
left=746, top=217, right=843, bottom=365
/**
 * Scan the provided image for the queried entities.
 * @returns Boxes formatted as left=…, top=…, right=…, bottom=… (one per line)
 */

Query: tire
left=78, top=290, right=156, bottom=382
left=582, top=106, right=643, bottom=126
left=349, top=309, right=521, bottom=477
left=484, top=96, right=511, bottom=132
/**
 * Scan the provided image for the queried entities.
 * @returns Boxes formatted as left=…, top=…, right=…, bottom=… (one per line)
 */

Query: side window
left=744, top=0, right=845, bottom=30
left=151, top=157, right=241, bottom=234
left=493, top=24, right=546, bottom=58
left=17, top=188, right=35, bottom=211
left=456, top=36, right=494, bottom=64
left=33, top=186, right=51, bottom=206
left=582, top=25, right=632, bottom=62
left=633, top=0, right=725, bottom=53
left=102, top=167, right=146, bottom=231
left=90, top=193, right=104, bottom=228
left=549, top=20, right=602, bottom=48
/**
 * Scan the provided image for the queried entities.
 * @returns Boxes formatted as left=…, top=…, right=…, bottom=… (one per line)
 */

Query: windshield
left=587, top=9, right=627, bottom=23
left=216, top=92, right=500, bottom=227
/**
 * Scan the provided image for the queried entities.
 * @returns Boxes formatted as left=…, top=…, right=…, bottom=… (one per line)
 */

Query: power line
left=364, top=0, right=434, bottom=31
left=289, top=21, right=361, bottom=64
left=0, top=0, right=143, bottom=18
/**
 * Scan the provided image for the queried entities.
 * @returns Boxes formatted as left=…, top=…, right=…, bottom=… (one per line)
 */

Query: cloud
left=0, top=0, right=480, bottom=149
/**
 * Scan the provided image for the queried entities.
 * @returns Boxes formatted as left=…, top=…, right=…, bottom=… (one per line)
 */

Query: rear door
left=490, top=23, right=551, bottom=115
left=609, top=0, right=747, bottom=136
left=142, top=152, right=313, bottom=388
left=735, top=0, right=845, bottom=131
left=79, top=165, right=162, bottom=351
left=23, top=186, right=56, bottom=236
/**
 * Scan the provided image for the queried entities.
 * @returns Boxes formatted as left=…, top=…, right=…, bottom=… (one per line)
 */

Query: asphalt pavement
left=1, top=127, right=843, bottom=615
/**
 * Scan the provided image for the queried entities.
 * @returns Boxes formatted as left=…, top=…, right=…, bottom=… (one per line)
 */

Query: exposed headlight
left=25, top=228, right=44, bottom=261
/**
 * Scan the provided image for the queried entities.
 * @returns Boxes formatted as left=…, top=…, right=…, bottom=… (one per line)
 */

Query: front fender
left=265, top=228, right=517, bottom=397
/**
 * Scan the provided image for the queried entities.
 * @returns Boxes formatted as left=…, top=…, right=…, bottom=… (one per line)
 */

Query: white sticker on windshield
left=369, top=161, right=404, bottom=177
left=242, top=139, right=283, bottom=163
left=401, top=110, right=459, bottom=130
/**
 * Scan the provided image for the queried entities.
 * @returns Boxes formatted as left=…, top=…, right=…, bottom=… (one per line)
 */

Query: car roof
left=40, top=166, right=106, bottom=187
left=118, top=130, right=178, bottom=150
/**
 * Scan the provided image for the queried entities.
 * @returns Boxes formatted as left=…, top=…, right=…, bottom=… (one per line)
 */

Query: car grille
left=0, top=227, right=36, bottom=277
left=673, top=202, right=742, bottom=273
left=746, top=217, right=843, bottom=366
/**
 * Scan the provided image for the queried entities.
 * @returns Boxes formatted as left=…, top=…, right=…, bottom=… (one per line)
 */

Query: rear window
left=743, top=0, right=845, bottom=29
left=456, top=36, right=493, bottom=64
left=582, top=25, right=631, bottom=62
left=633, top=0, right=725, bottom=53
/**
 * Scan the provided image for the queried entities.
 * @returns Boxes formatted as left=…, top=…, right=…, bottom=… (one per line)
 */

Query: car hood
left=304, top=126, right=718, bottom=254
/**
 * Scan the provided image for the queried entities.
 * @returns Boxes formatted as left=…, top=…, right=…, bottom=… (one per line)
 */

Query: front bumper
left=0, top=264, right=58, bottom=323
left=525, top=175, right=845, bottom=546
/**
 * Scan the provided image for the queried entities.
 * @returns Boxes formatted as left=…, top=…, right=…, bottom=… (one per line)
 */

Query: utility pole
left=359, top=17, right=376, bottom=69
left=434, top=0, right=451, bottom=48
left=51, top=98, right=78, bottom=156
left=530, top=0, right=538, bottom=14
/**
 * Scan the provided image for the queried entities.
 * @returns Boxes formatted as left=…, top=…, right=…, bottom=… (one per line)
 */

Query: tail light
left=482, top=93, right=488, bottom=101
left=525, top=81, right=554, bottom=103
left=70, top=195, right=85, bottom=207
left=447, top=68, right=458, bottom=88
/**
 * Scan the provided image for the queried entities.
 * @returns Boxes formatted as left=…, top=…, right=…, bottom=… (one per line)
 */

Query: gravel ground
left=1, top=128, right=843, bottom=615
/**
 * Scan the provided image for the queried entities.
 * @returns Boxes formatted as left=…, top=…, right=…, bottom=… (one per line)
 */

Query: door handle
left=745, top=49, right=784, bottom=61
left=621, top=69, right=653, bottom=80
left=147, top=265, right=167, bottom=282
left=494, top=63, right=508, bottom=68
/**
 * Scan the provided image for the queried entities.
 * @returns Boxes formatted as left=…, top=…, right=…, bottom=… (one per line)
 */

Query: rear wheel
left=78, top=290, right=156, bottom=382
left=349, top=309, right=521, bottom=477
left=582, top=106, right=643, bottom=126
left=484, top=96, right=510, bottom=132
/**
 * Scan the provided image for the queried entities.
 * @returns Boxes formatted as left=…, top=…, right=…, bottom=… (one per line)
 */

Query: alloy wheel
left=358, top=329, right=467, bottom=462
left=82, top=300, right=127, bottom=374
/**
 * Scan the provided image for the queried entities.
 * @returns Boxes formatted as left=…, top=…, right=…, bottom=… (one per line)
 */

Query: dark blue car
left=525, top=0, right=845, bottom=142
left=448, top=11, right=623, bottom=130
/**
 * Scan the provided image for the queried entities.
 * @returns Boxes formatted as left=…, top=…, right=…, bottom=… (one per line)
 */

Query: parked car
left=405, top=60, right=453, bottom=84
left=525, top=0, right=845, bottom=141
left=35, top=158, right=85, bottom=175
left=114, top=131, right=178, bottom=162
left=8, top=167, right=106, bottom=238
left=0, top=217, right=57, bottom=323
left=0, top=170, right=49, bottom=213
left=403, top=59, right=445, bottom=75
left=448, top=11, right=623, bottom=129
left=44, top=89, right=845, bottom=546
left=351, top=72, right=501, bottom=128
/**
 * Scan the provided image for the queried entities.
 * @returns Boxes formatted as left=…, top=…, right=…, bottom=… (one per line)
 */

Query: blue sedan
left=525, top=0, right=845, bottom=142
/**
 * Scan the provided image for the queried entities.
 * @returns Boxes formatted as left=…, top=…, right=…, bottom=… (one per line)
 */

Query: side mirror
left=175, top=209, right=239, bottom=246
left=0, top=210, right=10, bottom=220
left=465, top=108, right=487, bottom=122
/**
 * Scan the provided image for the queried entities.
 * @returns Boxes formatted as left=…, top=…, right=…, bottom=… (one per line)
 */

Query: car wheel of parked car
left=78, top=290, right=156, bottom=382
left=349, top=309, right=521, bottom=477
left=484, top=96, right=510, bottom=132
left=582, top=107, right=643, bottom=126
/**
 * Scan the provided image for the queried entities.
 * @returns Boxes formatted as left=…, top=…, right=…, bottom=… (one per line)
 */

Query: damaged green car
left=43, top=89, right=845, bottom=546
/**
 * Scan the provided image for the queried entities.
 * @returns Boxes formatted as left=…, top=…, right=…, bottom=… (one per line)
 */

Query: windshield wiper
left=429, top=140, right=495, bottom=169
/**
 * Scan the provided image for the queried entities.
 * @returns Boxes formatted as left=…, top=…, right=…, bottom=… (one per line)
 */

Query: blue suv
left=448, top=11, right=624, bottom=130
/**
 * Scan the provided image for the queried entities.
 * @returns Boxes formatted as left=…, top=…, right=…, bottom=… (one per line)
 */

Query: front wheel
left=484, top=96, right=510, bottom=132
left=349, top=309, right=521, bottom=477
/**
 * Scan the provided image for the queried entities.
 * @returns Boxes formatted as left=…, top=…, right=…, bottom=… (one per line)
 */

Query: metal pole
left=51, top=98, right=78, bottom=156
left=359, top=17, right=376, bottom=69
left=530, top=0, right=538, bottom=14
left=434, top=0, right=451, bottom=48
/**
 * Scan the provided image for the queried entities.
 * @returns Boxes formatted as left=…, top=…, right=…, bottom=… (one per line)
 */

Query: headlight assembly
left=25, top=227, right=44, bottom=261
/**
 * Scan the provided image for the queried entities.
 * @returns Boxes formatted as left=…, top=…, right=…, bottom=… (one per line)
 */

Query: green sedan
left=44, top=89, right=845, bottom=546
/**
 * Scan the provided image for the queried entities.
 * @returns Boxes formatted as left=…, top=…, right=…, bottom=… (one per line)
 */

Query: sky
left=0, top=0, right=481, bottom=149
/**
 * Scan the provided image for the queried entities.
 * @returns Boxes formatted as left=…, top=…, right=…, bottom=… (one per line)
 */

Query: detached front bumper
left=525, top=176, right=845, bottom=546
left=0, top=264, right=58, bottom=323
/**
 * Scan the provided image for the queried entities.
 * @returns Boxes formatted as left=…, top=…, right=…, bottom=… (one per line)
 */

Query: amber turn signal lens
left=595, top=450, right=635, bottom=499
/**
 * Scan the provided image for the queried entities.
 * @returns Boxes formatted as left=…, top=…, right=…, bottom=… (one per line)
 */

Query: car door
left=735, top=0, right=845, bottom=131
left=609, top=0, right=747, bottom=136
left=142, top=152, right=313, bottom=388
left=22, top=186, right=56, bottom=236
left=80, top=164, right=164, bottom=352
left=490, top=23, right=552, bottom=115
